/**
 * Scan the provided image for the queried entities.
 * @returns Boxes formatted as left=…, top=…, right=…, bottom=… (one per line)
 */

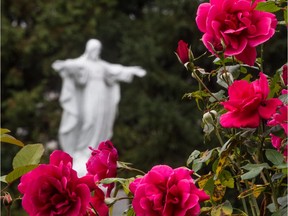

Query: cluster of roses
left=18, top=140, right=209, bottom=216
left=176, top=0, right=287, bottom=159
left=18, top=141, right=117, bottom=216
left=17, top=0, right=287, bottom=215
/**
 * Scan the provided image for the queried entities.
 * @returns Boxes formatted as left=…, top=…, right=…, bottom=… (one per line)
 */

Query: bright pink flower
left=196, top=0, right=277, bottom=65
left=86, top=140, right=118, bottom=196
left=220, top=72, right=282, bottom=128
left=86, top=187, right=109, bottom=216
left=270, top=133, right=282, bottom=150
left=18, top=150, right=94, bottom=216
left=129, top=165, right=209, bottom=216
left=267, top=105, right=288, bottom=135
left=176, top=40, right=189, bottom=64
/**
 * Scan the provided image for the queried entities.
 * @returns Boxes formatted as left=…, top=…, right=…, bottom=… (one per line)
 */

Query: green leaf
left=0, top=128, right=10, bottom=135
left=268, top=71, right=281, bottom=98
left=123, top=208, right=136, bottom=216
left=0, top=130, right=24, bottom=147
left=5, top=165, right=39, bottom=183
left=187, top=150, right=200, bottom=166
left=255, top=1, right=281, bottom=12
left=209, top=90, right=226, bottom=102
left=12, top=144, right=44, bottom=169
left=100, top=177, right=126, bottom=185
left=211, top=200, right=233, bottom=216
left=241, top=163, right=270, bottom=180
left=219, top=170, right=234, bottom=189
left=265, top=149, right=284, bottom=165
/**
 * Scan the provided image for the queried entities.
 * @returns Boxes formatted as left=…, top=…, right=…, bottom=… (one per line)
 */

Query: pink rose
left=196, top=0, right=277, bottom=65
left=176, top=40, right=189, bottom=64
left=86, top=187, right=109, bottom=216
left=18, top=150, right=93, bottom=216
left=86, top=140, right=118, bottom=196
left=267, top=105, right=288, bottom=135
left=220, top=72, right=282, bottom=128
left=129, top=165, right=209, bottom=216
left=270, top=133, right=282, bottom=150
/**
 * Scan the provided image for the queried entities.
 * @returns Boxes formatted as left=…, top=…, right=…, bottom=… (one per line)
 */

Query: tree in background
left=1, top=0, right=286, bottom=175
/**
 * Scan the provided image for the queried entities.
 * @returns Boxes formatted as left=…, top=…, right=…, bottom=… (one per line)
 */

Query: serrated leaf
left=265, top=149, right=284, bottom=165
left=5, top=165, right=38, bottom=183
left=12, top=144, right=44, bottom=169
left=256, top=1, right=281, bottom=12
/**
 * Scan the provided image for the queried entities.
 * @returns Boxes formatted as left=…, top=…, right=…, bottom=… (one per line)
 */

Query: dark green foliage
left=1, top=0, right=286, bottom=175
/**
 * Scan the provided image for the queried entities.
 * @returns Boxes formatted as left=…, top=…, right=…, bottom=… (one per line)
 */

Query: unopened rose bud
left=202, top=110, right=217, bottom=124
left=176, top=40, right=189, bottom=64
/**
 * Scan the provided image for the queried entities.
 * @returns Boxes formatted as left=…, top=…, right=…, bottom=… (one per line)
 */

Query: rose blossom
left=220, top=72, right=282, bottom=128
left=176, top=40, right=189, bottom=64
left=267, top=105, right=288, bottom=135
left=18, top=150, right=95, bottom=216
left=129, top=165, right=209, bottom=216
left=196, top=0, right=277, bottom=66
left=86, top=140, right=118, bottom=196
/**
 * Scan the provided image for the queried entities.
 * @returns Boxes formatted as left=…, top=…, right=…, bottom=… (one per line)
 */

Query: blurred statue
left=52, top=39, right=146, bottom=176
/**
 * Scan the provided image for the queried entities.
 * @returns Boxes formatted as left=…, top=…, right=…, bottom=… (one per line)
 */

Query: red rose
left=196, top=0, right=277, bottom=65
left=129, top=165, right=209, bottom=216
left=176, top=40, right=189, bottom=64
left=18, top=150, right=93, bottom=216
left=220, top=72, right=282, bottom=128
left=86, top=140, right=118, bottom=196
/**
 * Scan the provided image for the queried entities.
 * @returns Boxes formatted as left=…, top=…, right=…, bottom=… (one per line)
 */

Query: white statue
left=52, top=39, right=146, bottom=176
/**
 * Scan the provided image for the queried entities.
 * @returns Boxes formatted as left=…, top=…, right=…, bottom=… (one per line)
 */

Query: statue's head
left=85, top=39, right=102, bottom=60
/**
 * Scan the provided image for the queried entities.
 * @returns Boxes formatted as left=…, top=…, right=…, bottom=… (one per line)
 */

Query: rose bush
left=220, top=72, right=282, bottom=128
left=196, top=0, right=277, bottom=65
left=1, top=0, right=287, bottom=216
left=129, top=165, right=209, bottom=216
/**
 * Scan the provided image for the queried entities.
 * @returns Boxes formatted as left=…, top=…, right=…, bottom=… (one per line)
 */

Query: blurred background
left=1, top=0, right=286, bottom=214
